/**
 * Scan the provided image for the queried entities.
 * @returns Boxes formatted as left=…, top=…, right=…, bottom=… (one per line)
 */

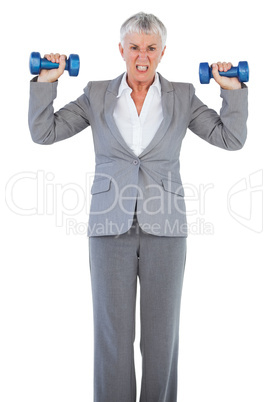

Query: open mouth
left=136, top=65, right=149, bottom=72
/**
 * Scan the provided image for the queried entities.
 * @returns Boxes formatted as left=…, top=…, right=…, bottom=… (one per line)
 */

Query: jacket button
left=133, top=159, right=139, bottom=165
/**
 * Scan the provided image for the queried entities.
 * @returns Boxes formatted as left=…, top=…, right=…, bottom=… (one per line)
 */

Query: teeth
left=137, top=66, right=148, bottom=71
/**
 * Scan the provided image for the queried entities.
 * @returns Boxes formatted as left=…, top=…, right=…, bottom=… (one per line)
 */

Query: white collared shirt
left=113, top=72, right=163, bottom=156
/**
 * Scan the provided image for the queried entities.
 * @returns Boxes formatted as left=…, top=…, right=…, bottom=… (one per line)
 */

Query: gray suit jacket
left=28, top=73, right=248, bottom=237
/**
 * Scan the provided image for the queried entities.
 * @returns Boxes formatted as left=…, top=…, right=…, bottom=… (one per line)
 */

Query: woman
left=29, top=12, right=248, bottom=402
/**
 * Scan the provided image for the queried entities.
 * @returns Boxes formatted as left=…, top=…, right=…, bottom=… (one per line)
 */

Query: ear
left=119, top=43, right=124, bottom=59
left=160, top=45, right=166, bottom=61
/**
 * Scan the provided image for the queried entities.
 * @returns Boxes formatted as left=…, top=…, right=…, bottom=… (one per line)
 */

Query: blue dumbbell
left=29, top=52, right=80, bottom=77
left=199, top=61, right=249, bottom=84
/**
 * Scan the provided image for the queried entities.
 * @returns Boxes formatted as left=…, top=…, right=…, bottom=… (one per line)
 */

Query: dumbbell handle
left=208, top=66, right=240, bottom=79
left=40, top=57, right=70, bottom=71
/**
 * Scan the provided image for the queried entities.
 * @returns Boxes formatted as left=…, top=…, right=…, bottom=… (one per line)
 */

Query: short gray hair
left=120, top=12, right=167, bottom=50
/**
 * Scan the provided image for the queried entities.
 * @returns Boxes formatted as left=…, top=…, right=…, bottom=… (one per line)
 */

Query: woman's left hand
left=212, top=62, right=242, bottom=90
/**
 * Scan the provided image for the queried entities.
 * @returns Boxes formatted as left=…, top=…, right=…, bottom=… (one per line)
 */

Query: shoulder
left=83, top=79, right=110, bottom=99
left=83, top=74, right=124, bottom=98
left=158, top=73, right=194, bottom=97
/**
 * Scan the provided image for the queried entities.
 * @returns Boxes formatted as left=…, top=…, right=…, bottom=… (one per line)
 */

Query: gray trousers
left=89, top=217, right=187, bottom=402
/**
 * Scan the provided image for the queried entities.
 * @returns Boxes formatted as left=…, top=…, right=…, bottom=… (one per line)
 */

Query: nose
left=138, top=49, right=148, bottom=61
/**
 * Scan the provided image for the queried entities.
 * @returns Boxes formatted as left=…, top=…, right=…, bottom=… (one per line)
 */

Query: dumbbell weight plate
left=29, top=52, right=41, bottom=75
left=238, top=61, right=249, bottom=82
left=199, top=62, right=210, bottom=84
left=67, top=54, right=80, bottom=76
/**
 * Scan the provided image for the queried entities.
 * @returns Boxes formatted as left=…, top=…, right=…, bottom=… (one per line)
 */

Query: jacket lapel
left=139, top=74, right=174, bottom=158
left=104, top=72, right=174, bottom=157
left=104, top=74, right=137, bottom=156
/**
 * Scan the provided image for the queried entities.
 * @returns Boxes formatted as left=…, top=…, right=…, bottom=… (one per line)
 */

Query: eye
left=148, top=47, right=156, bottom=52
left=130, top=46, right=138, bottom=51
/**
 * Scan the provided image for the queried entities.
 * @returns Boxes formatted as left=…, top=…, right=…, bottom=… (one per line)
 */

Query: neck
left=126, top=74, right=155, bottom=94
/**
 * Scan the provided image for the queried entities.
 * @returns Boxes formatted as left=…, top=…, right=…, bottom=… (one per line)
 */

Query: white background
left=1, top=0, right=267, bottom=401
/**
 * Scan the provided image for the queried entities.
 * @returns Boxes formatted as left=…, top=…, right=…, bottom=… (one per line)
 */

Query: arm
left=188, top=61, right=248, bottom=150
left=28, top=53, right=90, bottom=145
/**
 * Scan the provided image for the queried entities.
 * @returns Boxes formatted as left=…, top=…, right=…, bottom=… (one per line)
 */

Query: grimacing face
left=119, top=31, right=166, bottom=88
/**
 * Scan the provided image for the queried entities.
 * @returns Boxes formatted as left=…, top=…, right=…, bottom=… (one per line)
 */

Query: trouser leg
left=138, top=231, right=187, bottom=402
left=89, top=225, right=139, bottom=402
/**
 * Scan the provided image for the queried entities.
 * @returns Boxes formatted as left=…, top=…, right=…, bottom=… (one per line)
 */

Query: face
left=119, top=31, right=166, bottom=88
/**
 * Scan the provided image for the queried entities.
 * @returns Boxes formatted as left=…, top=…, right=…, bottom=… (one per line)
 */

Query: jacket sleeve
left=188, top=84, right=248, bottom=150
left=28, top=78, right=91, bottom=145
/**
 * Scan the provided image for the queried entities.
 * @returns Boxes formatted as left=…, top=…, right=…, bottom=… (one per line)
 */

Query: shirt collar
left=117, top=72, right=162, bottom=98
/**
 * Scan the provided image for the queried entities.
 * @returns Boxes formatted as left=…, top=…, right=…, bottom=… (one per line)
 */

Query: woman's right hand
left=37, top=53, right=67, bottom=83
